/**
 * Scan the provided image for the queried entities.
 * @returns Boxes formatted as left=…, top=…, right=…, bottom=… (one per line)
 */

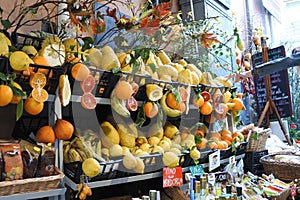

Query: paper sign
left=209, top=150, right=220, bottom=171
left=229, top=155, right=236, bottom=164
left=189, top=165, right=204, bottom=177
left=163, top=167, right=183, bottom=188
left=215, top=172, right=228, bottom=183
left=208, top=173, right=215, bottom=185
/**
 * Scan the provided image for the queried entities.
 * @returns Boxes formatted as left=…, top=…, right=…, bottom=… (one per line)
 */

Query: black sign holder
left=255, top=37, right=292, bottom=145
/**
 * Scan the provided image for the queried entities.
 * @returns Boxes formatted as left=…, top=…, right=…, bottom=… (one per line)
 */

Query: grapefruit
left=81, top=92, right=97, bottom=110
left=81, top=75, right=96, bottom=93
left=115, top=80, right=132, bottom=100
left=126, top=96, right=138, bottom=111
left=71, top=62, right=90, bottom=81
left=144, top=101, right=159, bottom=118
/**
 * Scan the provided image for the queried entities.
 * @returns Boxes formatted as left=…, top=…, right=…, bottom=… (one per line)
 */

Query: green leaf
left=195, top=134, right=202, bottom=144
left=253, top=132, right=258, bottom=140
left=148, top=63, right=157, bottom=73
left=194, top=159, right=199, bottom=165
left=132, top=60, right=140, bottom=74
left=1, top=19, right=11, bottom=29
left=135, top=106, right=146, bottom=127
left=111, top=68, right=123, bottom=76
left=16, top=100, right=23, bottom=121
left=171, top=86, right=181, bottom=103
left=31, top=8, right=38, bottom=15
left=0, top=72, right=6, bottom=81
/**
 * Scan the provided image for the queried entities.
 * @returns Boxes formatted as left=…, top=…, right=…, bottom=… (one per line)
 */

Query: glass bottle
left=194, top=180, right=201, bottom=200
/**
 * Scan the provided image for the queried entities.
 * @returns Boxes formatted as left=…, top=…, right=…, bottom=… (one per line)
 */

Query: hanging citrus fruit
left=126, top=96, right=138, bottom=112
left=32, top=88, right=49, bottom=103
left=58, top=74, right=71, bottom=107
left=201, top=91, right=211, bottom=102
left=9, top=51, right=34, bottom=71
left=10, top=82, right=23, bottom=104
left=24, top=97, right=44, bottom=115
left=29, top=72, right=47, bottom=89
left=192, top=93, right=204, bottom=108
left=114, top=80, right=133, bottom=100
left=32, top=55, right=50, bottom=66
left=80, top=75, right=96, bottom=93
left=36, top=125, right=56, bottom=144
left=81, top=93, right=97, bottom=110
left=0, top=85, right=13, bottom=106
left=231, top=98, right=246, bottom=111
left=144, top=101, right=158, bottom=118
left=146, top=84, right=163, bottom=101
left=71, top=62, right=90, bottom=81
left=200, top=101, right=212, bottom=115
left=54, top=119, right=74, bottom=140
left=166, top=92, right=179, bottom=109
left=130, top=82, right=139, bottom=97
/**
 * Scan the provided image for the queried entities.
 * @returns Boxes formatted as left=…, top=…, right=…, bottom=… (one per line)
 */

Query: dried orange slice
left=29, top=72, right=47, bottom=89
left=32, top=88, right=49, bottom=103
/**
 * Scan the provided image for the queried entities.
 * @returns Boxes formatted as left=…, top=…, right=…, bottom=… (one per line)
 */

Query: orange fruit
left=216, top=140, right=228, bottom=149
left=71, top=62, right=90, bottom=81
left=32, top=55, right=50, bottom=66
left=32, top=88, right=49, bottom=103
left=195, top=129, right=205, bottom=138
left=144, top=102, right=158, bottom=118
left=54, top=119, right=74, bottom=140
left=231, top=98, right=245, bottom=111
left=220, top=130, right=232, bottom=142
left=24, top=97, right=44, bottom=115
left=36, top=125, right=56, bottom=144
left=236, top=58, right=241, bottom=65
left=175, top=102, right=186, bottom=112
left=192, top=94, right=204, bottom=107
left=166, top=92, right=179, bottom=109
left=196, top=137, right=207, bottom=149
left=114, top=80, right=133, bottom=100
left=232, top=131, right=245, bottom=141
left=208, top=141, right=218, bottom=149
left=29, top=72, right=47, bottom=89
left=200, top=101, right=213, bottom=115
left=0, top=85, right=13, bottom=106
left=10, top=82, right=23, bottom=104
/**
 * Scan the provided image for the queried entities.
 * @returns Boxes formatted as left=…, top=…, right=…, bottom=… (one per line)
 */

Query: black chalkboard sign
left=252, top=46, right=292, bottom=119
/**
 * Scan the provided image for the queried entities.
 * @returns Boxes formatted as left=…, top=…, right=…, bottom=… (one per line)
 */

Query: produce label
left=163, top=167, right=183, bottom=188
left=189, top=165, right=204, bottom=177
left=209, top=150, right=220, bottom=171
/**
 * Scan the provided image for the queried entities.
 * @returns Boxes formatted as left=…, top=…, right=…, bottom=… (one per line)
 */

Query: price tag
left=208, top=173, right=215, bottom=185
left=189, top=165, right=204, bottom=177
left=290, top=185, right=297, bottom=197
left=215, top=172, right=228, bottom=183
left=209, top=150, right=220, bottom=171
left=229, top=155, right=236, bottom=164
left=163, top=167, right=183, bottom=188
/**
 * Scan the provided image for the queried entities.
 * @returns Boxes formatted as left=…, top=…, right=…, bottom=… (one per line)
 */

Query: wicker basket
left=268, top=187, right=290, bottom=200
left=246, top=128, right=271, bottom=152
left=260, top=153, right=300, bottom=181
left=0, top=167, right=64, bottom=196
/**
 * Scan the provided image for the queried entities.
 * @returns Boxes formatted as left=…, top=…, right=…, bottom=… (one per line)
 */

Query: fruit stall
left=0, top=0, right=300, bottom=200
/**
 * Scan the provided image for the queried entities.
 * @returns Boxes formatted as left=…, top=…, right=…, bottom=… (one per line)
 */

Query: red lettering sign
left=163, top=167, right=183, bottom=188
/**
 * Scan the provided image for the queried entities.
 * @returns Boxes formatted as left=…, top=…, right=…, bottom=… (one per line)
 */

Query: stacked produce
left=0, top=32, right=249, bottom=188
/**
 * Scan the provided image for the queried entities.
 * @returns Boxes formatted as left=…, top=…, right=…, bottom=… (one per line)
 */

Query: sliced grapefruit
left=126, top=96, right=138, bottom=112
left=81, top=75, right=96, bottom=93
left=29, top=72, right=47, bottom=89
left=81, top=92, right=97, bottom=110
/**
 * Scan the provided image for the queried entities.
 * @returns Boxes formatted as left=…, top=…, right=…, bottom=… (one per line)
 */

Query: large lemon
left=82, top=158, right=101, bottom=178
left=9, top=51, right=34, bottom=71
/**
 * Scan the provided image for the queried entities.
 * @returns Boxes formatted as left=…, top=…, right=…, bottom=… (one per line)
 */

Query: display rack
left=64, top=154, right=245, bottom=191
